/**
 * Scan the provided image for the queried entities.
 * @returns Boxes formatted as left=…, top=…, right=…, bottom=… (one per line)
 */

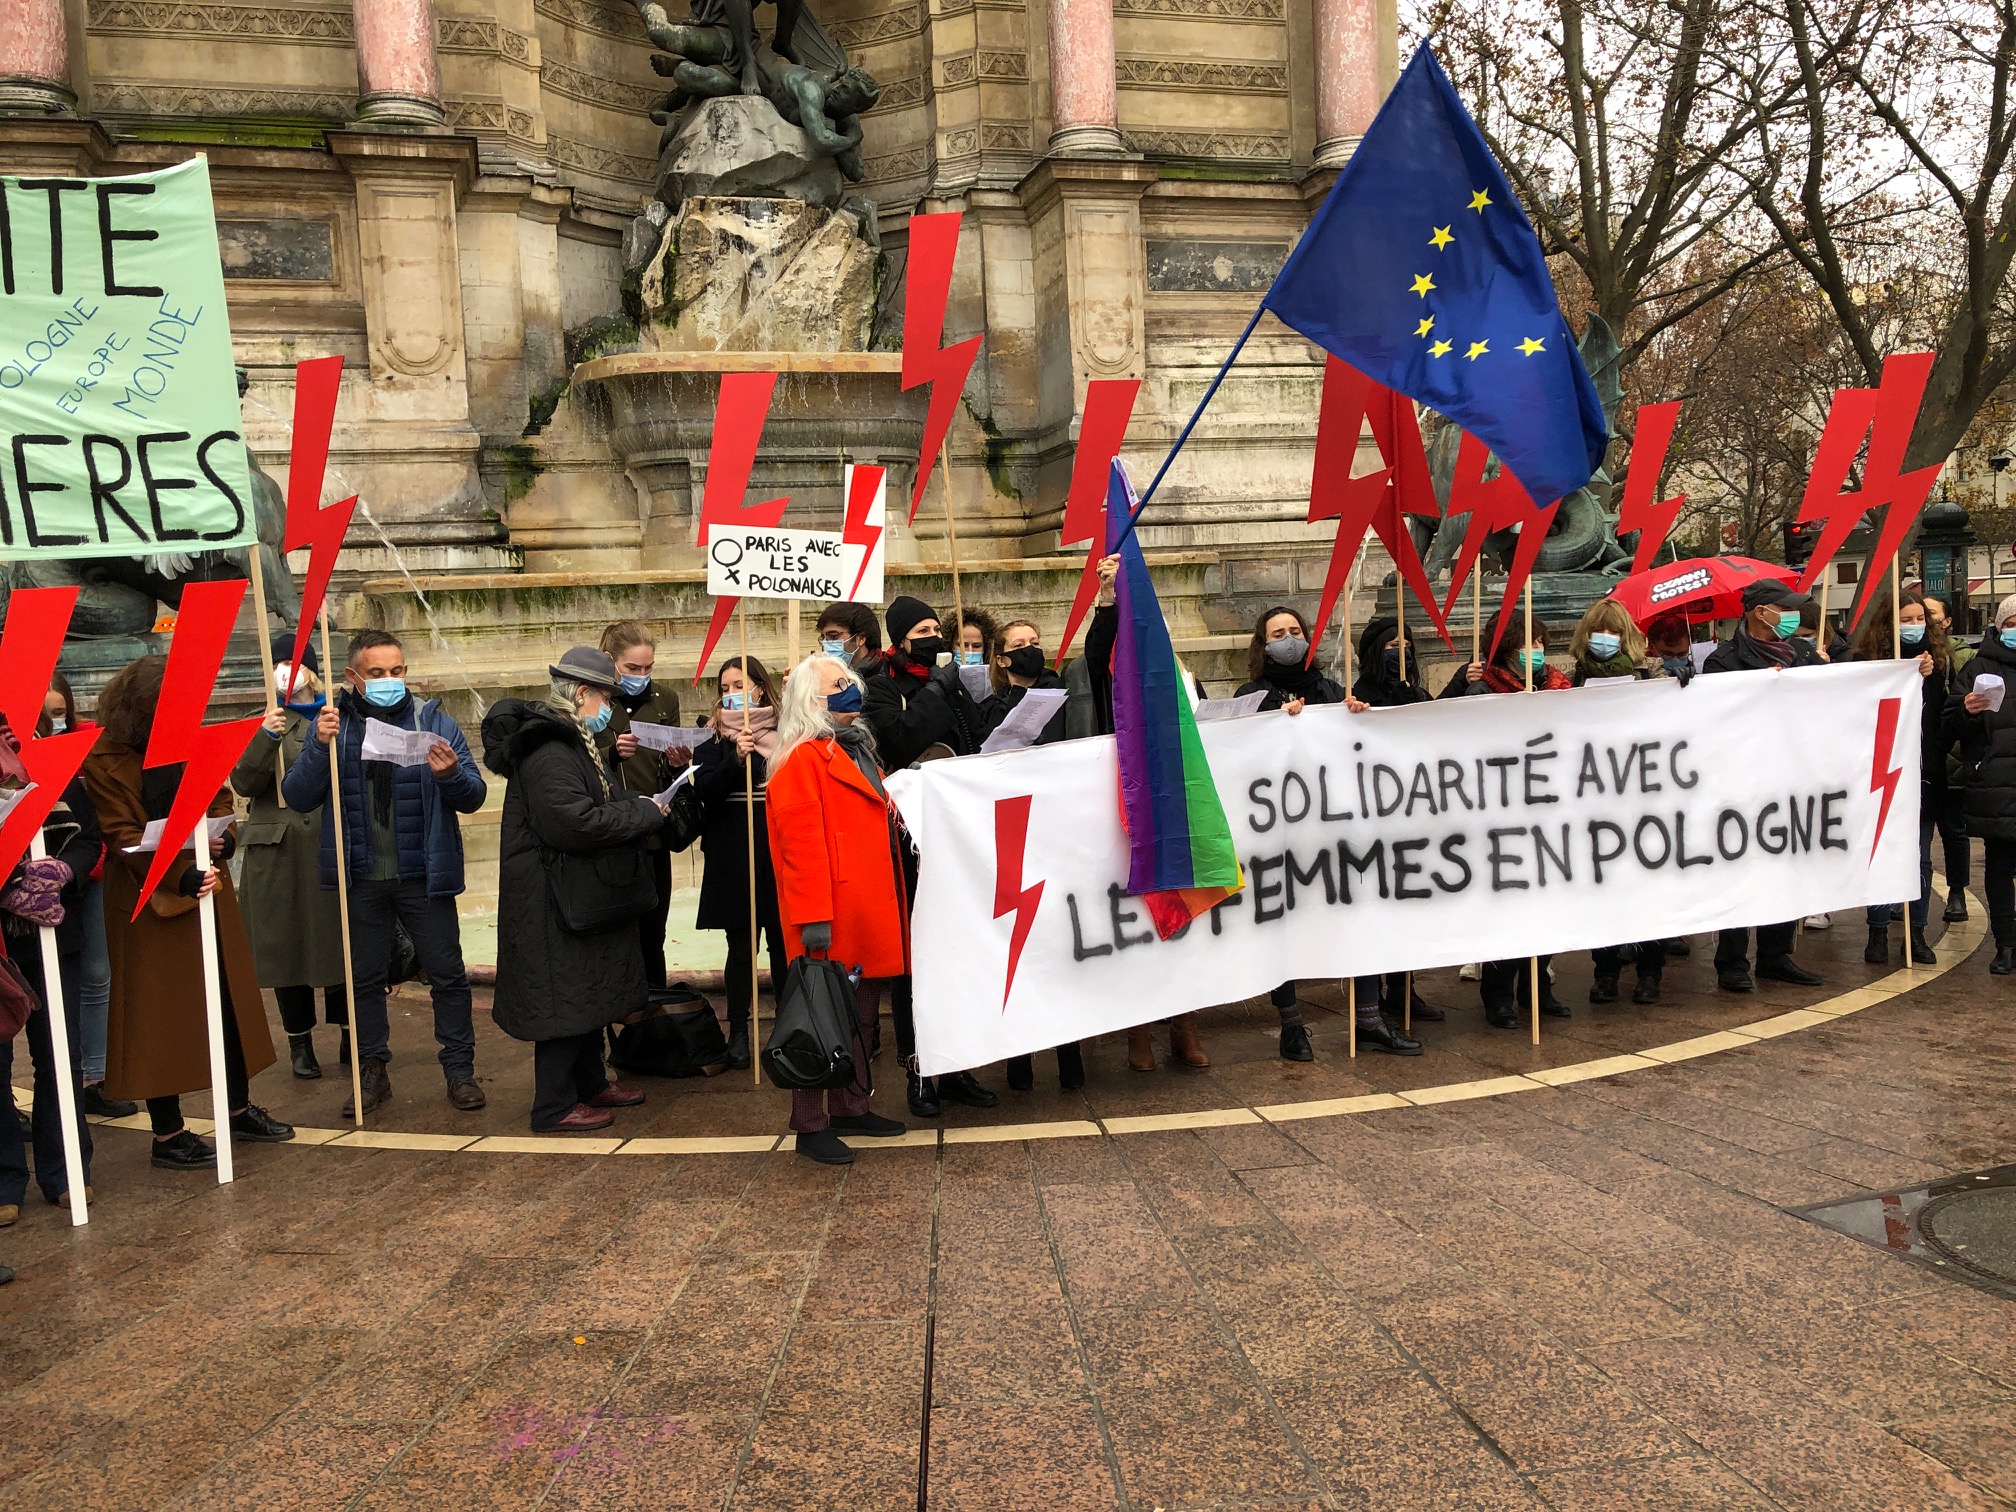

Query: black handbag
left=543, top=844, right=655, bottom=934
left=762, top=955, right=861, bottom=1091
left=606, top=985, right=731, bottom=1078
left=663, top=782, right=704, bottom=854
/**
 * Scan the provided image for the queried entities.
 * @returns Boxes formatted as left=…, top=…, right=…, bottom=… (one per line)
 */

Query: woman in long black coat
left=483, top=647, right=669, bottom=1133
left=1948, top=592, right=2016, bottom=975
left=693, top=655, right=782, bottom=1070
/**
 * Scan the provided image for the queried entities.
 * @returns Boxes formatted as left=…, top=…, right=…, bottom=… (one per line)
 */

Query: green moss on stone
left=498, top=444, right=543, bottom=503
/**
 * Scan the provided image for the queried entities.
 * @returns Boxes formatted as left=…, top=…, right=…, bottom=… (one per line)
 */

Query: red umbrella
left=1606, top=555, right=1799, bottom=625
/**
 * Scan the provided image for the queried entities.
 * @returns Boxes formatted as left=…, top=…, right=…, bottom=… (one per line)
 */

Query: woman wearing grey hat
left=481, top=647, right=674, bottom=1132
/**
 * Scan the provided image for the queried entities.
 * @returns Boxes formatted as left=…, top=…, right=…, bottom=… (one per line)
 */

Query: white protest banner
left=360, top=718, right=442, bottom=767
left=0, top=159, right=255, bottom=558
left=842, top=461, right=886, bottom=603
left=707, top=524, right=848, bottom=600
left=630, top=720, right=715, bottom=754
left=891, top=662, right=1923, bottom=1076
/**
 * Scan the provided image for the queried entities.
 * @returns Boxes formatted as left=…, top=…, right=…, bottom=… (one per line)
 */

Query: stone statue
left=1422, top=313, right=1634, bottom=583
left=634, top=0, right=878, bottom=180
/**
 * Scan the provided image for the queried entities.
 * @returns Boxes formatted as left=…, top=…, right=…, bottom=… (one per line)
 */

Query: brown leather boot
left=1127, top=1027, right=1156, bottom=1072
left=1169, top=1014, right=1210, bottom=1070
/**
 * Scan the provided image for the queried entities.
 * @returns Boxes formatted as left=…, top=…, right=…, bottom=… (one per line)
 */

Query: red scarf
left=1482, top=661, right=1571, bottom=694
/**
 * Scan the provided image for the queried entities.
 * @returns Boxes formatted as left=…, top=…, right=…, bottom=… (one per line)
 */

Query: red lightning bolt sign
left=842, top=462, right=886, bottom=601
left=0, top=589, right=101, bottom=887
left=1869, top=695, right=1904, bottom=862
left=134, top=579, right=266, bottom=917
left=992, top=794, right=1044, bottom=1010
left=1617, top=400, right=1686, bottom=575
left=282, top=355, right=356, bottom=691
left=1794, top=352, right=1942, bottom=630
left=693, top=371, right=790, bottom=682
left=902, top=210, right=984, bottom=523
left=1305, top=358, right=1451, bottom=663
left=1056, top=378, right=1140, bottom=666
left=1437, top=433, right=1560, bottom=660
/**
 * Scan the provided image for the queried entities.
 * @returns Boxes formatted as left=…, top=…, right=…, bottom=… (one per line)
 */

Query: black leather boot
left=1908, top=929, right=1937, bottom=965
left=938, top=1070, right=998, bottom=1108
left=726, top=1017, right=751, bottom=1071
left=1357, top=1017, right=1422, bottom=1055
left=1992, top=946, right=2016, bottom=976
left=1864, top=926, right=1889, bottom=964
left=1055, top=1042, right=1085, bottom=1090
left=288, top=1031, right=322, bottom=1080
left=906, top=1064, right=942, bottom=1118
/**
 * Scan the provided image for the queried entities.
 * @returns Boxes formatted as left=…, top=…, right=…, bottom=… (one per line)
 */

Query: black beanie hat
left=270, top=631, right=320, bottom=674
left=885, top=594, right=937, bottom=646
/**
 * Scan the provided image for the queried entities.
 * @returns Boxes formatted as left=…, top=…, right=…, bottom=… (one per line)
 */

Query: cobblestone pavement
left=2, top=912, right=2013, bottom=1509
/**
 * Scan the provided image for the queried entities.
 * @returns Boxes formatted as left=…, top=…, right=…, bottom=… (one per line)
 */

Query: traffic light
left=1784, top=516, right=1820, bottom=568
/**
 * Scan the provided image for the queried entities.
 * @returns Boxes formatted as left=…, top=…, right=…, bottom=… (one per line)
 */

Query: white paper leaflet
left=360, top=718, right=444, bottom=766
left=126, top=814, right=237, bottom=855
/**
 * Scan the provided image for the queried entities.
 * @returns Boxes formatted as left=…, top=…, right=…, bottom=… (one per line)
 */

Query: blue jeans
left=78, top=880, right=110, bottom=1084
left=1866, top=809, right=1936, bottom=931
left=347, top=877, right=476, bottom=1078
left=0, top=948, right=91, bottom=1206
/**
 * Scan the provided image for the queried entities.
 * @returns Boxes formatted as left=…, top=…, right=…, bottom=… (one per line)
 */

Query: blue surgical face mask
left=722, top=690, right=749, bottom=713
left=820, top=637, right=848, bottom=657
left=361, top=677, right=407, bottom=708
left=583, top=699, right=614, bottom=735
left=1518, top=648, right=1548, bottom=674
left=1773, top=610, right=1803, bottom=640
left=2000, top=628, right=2016, bottom=651
left=1586, top=632, right=1622, bottom=661
left=825, top=683, right=863, bottom=714
left=959, top=650, right=985, bottom=666
left=617, top=672, right=651, bottom=696
left=1900, top=622, right=1926, bottom=647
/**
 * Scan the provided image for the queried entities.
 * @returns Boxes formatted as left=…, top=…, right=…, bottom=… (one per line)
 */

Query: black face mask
left=1383, top=646, right=1404, bottom=675
left=906, top=635, right=947, bottom=664
left=1003, top=645, right=1046, bottom=679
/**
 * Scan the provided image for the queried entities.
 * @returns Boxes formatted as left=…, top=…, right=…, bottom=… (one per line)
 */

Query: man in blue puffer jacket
left=284, top=629, right=489, bottom=1117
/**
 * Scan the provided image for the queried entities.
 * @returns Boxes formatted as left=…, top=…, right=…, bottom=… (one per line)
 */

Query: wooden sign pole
left=318, top=605, right=366, bottom=1126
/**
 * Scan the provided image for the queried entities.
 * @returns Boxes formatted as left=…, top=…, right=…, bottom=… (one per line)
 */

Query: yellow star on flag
left=1465, top=340, right=1490, bottom=360
left=1415, top=315, right=1436, bottom=337
left=1429, top=339, right=1453, bottom=357
left=1410, top=273, right=1435, bottom=297
left=1469, top=189, right=1493, bottom=212
left=1429, top=225, right=1454, bottom=250
left=1517, top=336, right=1546, bottom=356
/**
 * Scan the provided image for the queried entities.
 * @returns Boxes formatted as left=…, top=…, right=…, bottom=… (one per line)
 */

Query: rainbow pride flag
left=1106, top=461, right=1244, bottom=938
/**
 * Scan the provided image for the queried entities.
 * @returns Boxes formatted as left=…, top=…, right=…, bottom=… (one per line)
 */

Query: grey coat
left=231, top=709, right=346, bottom=990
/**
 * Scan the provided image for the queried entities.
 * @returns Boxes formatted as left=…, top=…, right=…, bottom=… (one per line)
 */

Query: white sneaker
left=1459, top=962, right=1481, bottom=981
left=1803, top=913, right=1831, bottom=930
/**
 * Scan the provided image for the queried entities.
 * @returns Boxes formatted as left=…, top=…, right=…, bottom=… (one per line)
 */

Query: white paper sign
left=1975, top=673, right=2005, bottom=712
left=707, top=525, right=849, bottom=601
left=653, top=764, right=700, bottom=806
left=978, top=688, right=1070, bottom=754
left=0, top=783, right=38, bottom=826
left=891, top=662, right=1923, bottom=1075
left=126, top=815, right=236, bottom=855
left=1690, top=642, right=1715, bottom=672
left=841, top=461, right=887, bottom=604
left=361, top=718, right=443, bottom=767
left=630, top=720, right=715, bottom=754
left=1195, top=692, right=1269, bottom=722
left=958, top=662, right=994, bottom=702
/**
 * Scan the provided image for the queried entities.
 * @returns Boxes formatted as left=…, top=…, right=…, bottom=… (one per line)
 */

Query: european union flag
left=1264, top=42, right=1608, bottom=509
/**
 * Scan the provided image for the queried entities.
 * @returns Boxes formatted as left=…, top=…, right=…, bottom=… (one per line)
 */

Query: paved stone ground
left=2, top=912, right=2014, bottom=1509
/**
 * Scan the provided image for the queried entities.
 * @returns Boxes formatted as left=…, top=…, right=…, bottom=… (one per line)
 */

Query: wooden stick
left=319, top=606, right=366, bottom=1127
left=248, top=548, right=286, bottom=809
left=741, top=598, right=761, bottom=1086
left=191, top=811, right=234, bottom=1182
left=1397, top=577, right=1410, bottom=1036
left=788, top=598, right=801, bottom=667
left=1525, top=576, right=1540, bottom=1047
left=29, top=830, right=88, bottom=1224
left=1894, top=557, right=1913, bottom=977
left=940, top=440, right=964, bottom=634
left=1345, top=545, right=1357, bottom=1061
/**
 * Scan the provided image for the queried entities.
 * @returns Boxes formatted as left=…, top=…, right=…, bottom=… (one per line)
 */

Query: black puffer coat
left=861, top=659, right=981, bottom=768
left=1944, top=633, right=2016, bottom=840
left=482, top=700, right=666, bottom=1041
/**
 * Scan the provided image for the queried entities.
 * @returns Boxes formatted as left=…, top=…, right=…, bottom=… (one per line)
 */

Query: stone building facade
left=0, top=0, right=1396, bottom=641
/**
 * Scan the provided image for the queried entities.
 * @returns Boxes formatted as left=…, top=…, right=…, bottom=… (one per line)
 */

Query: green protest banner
left=0, top=156, right=253, bottom=560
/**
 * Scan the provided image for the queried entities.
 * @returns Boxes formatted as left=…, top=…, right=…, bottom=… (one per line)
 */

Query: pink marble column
left=352, top=0, right=446, bottom=128
left=0, top=0, right=74, bottom=116
left=1314, top=0, right=1381, bottom=166
left=1046, top=0, right=1125, bottom=155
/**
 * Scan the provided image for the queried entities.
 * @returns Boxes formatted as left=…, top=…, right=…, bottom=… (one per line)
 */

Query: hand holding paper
left=978, top=689, right=1069, bottom=754
left=630, top=721, right=716, bottom=754
left=1974, top=673, right=2005, bottom=713
left=126, top=814, right=236, bottom=855
left=1194, top=691, right=1269, bottom=723
left=361, top=718, right=447, bottom=767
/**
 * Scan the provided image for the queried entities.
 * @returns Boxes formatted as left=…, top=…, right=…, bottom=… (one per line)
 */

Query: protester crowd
left=0, top=564, right=1999, bottom=1256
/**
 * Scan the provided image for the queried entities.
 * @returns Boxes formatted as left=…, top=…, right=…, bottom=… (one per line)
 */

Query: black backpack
left=606, top=985, right=731, bottom=1078
left=762, top=956, right=861, bottom=1091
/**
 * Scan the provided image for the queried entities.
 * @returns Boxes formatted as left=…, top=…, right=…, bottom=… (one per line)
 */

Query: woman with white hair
left=766, top=654, right=910, bottom=1164
left=482, top=647, right=672, bottom=1132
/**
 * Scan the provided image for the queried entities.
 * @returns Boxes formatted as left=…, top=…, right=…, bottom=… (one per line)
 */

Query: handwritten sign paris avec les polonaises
left=0, top=158, right=253, bottom=559
left=706, top=524, right=851, bottom=602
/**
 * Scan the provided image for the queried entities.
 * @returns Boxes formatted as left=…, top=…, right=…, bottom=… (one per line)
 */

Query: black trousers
left=722, top=922, right=787, bottom=1027
left=1934, top=789, right=1970, bottom=891
left=889, top=839, right=921, bottom=1063
left=0, top=949, right=91, bottom=1205
left=1982, top=837, right=2016, bottom=947
left=1592, top=940, right=1666, bottom=982
left=275, top=983, right=348, bottom=1036
left=1482, top=956, right=1555, bottom=1011
left=348, top=877, right=475, bottom=1078
left=641, top=849, right=673, bottom=990
left=146, top=978, right=251, bottom=1137
left=1713, top=921, right=1798, bottom=974
left=532, top=1031, right=609, bottom=1129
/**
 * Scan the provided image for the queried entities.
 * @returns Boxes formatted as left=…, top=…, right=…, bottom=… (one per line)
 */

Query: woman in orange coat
left=766, top=654, right=910, bottom=1164
left=82, top=657, right=293, bottom=1172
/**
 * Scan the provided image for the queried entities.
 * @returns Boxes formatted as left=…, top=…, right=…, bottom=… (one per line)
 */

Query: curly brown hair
left=97, top=656, right=167, bottom=752
left=1852, top=587, right=1949, bottom=670
left=1245, top=606, right=1314, bottom=683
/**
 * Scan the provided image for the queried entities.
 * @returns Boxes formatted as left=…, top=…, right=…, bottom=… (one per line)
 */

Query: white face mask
left=274, top=665, right=313, bottom=700
left=46, top=716, right=67, bottom=735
